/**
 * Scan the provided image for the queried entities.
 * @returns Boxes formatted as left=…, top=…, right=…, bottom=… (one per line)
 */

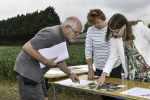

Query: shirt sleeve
left=85, top=27, right=93, bottom=60
left=103, top=38, right=119, bottom=76
left=30, top=29, right=55, bottom=50
left=140, top=22, right=150, bottom=42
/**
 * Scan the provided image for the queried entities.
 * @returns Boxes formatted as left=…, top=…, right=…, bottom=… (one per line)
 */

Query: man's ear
left=65, top=25, right=70, bottom=29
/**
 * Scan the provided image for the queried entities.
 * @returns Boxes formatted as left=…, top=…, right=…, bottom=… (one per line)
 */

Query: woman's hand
left=96, top=72, right=107, bottom=88
left=88, top=68, right=95, bottom=79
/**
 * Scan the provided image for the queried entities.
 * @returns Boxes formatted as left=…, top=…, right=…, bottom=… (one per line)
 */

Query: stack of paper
left=38, top=42, right=69, bottom=68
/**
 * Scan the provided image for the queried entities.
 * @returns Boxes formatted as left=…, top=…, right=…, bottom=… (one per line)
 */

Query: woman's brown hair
left=105, top=13, right=140, bottom=42
left=87, top=9, right=106, bottom=24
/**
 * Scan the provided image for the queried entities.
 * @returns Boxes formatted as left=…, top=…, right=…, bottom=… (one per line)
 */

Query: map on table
left=80, top=82, right=126, bottom=92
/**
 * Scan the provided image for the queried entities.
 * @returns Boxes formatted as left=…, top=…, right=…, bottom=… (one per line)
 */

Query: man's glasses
left=69, top=25, right=79, bottom=36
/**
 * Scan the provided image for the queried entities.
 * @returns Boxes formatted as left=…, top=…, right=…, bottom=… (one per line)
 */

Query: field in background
left=0, top=45, right=87, bottom=81
left=0, top=46, right=22, bottom=81
left=0, top=45, right=102, bottom=100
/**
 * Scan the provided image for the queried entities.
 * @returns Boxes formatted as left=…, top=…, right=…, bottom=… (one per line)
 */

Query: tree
left=82, top=22, right=92, bottom=33
left=0, top=6, right=61, bottom=46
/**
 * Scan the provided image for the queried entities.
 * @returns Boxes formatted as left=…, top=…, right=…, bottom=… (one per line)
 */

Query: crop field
left=0, top=45, right=87, bottom=81
left=0, top=46, right=22, bottom=81
left=0, top=45, right=103, bottom=100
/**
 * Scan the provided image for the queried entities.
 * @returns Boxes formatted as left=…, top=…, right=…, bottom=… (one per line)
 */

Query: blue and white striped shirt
left=85, top=26, right=121, bottom=70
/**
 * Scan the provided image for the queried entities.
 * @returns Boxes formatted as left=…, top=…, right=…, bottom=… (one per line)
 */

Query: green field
left=0, top=45, right=103, bottom=100
left=0, top=45, right=87, bottom=81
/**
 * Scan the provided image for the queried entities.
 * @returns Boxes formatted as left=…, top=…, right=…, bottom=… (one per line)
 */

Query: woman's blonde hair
left=87, top=9, right=106, bottom=24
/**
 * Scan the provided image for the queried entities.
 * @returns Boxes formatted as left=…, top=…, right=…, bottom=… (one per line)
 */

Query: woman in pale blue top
left=85, top=9, right=122, bottom=100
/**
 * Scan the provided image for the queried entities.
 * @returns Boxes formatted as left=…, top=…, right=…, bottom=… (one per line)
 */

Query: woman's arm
left=142, top=23, right=150, bottom=41
left=103, top=38, right=119, bottom=76
left=85, top=27, right=95, bottom=79
left=96, top=38, right=119, bottom=88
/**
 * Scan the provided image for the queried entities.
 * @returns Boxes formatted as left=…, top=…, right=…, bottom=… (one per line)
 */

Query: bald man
left=14, top=16, right=82, bottom=100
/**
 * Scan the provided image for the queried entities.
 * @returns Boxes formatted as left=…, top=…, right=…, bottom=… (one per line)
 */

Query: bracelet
left=88, top=66, right=93, bottom=68
left=68, top=72, right=74, bottom=77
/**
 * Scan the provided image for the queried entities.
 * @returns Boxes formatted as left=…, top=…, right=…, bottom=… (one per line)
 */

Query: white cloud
left=0, top=0, right=150, bottom=26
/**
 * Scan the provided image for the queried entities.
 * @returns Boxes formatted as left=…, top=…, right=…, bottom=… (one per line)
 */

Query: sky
left=0, top=0, right=150, bottom=28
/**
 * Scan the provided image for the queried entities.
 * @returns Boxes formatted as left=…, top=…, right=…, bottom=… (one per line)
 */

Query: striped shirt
left=85, top=26, right=121, bottom=70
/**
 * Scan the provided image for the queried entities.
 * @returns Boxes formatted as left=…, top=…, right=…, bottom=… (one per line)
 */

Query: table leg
left=82, top=91, right=85, bottom=100
left=54, top=86, right=56, bottom=100
left=52, top=85, right=60, bottom=100
left=45, top=78, right=56, bottom=90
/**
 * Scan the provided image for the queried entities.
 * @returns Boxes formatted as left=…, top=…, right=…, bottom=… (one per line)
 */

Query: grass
left=0, top=78, right=102, bottom=100
left=0, top=45, right=102, bottom=100
left=0, top=45, right=87, bottom=81
left=0, top=46, right=22, bottom=81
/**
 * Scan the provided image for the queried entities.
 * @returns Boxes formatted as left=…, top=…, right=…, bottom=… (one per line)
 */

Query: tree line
left=0, top=6, right=61, bottom=46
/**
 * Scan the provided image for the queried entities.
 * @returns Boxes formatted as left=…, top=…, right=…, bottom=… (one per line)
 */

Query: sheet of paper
left=55, top=66, right=82, bottom=70
left=68, top=66, right=81, bottom=70
left=72, top=65, right=88, bottom=68
left=55, top=79, right=94, bottom=87
left=77, top=68, right=88, bottom=71
left=38, top=42, right=69, bottom=68
left=79, top=65, right=88, bottom=68
left=46, top=70, right=64, bottom=74
left=117, top=85, right=126, bottom=88
left=94, top=76, right=99, bottom=78
left=120, top=87, right=150, bottom=99
left=77, top=67, right=96, bottom=71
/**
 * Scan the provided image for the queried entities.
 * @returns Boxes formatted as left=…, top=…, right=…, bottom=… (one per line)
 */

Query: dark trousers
left=96, top=64, right=122, bottom=100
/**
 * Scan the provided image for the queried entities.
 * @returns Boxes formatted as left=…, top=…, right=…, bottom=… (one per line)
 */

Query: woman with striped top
left=85, top=9, right=122, bottom=100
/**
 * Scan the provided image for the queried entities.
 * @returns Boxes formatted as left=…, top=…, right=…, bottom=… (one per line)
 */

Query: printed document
left=46, top=70, right=64, bottom=74
left=120, top=87, right=150, bottom=99
left=55, top=79, right=94, bottom=87
left=38, top=42, right=69, bottom=68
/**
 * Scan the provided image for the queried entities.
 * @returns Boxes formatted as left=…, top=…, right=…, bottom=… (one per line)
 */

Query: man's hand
left=88, top=68, right=94, bottom=79
left=44, top=57, right=58, bottom=68
left=69, top=74, right=80, bottom=84
left=96, top=72, right=107, bottom=88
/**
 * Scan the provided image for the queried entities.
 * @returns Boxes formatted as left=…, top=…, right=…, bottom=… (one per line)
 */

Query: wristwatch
left=88, top=66, right=93, bottom=68
left=68, top=72, right=74, bottom=77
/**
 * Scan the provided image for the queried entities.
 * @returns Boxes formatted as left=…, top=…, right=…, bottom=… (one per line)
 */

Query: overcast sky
left=0, top=0, right=150, bottom=28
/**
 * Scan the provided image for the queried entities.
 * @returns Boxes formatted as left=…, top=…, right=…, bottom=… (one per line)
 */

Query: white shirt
left=103, top=22, right=150, bottom=78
